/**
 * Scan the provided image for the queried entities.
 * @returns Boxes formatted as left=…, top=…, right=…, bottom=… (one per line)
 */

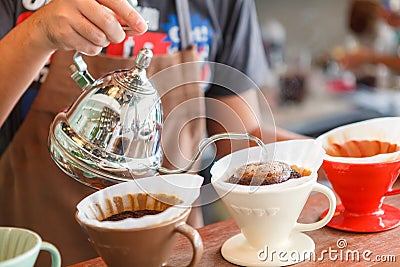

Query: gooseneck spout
left=157, top=133, right=267, bottom=174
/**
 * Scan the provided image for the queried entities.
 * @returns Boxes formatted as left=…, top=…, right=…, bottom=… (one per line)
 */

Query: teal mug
left=0, top=227, right=61, bottom=267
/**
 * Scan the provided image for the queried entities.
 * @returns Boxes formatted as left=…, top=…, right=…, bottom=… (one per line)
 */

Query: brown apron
left=0, top=46, right=205, bottom=266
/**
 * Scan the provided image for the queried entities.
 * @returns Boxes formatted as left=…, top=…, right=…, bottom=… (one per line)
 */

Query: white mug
left=0, top=227, right=61, bottom=267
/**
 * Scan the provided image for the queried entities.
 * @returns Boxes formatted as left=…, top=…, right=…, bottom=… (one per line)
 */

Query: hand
left=29, top=0, right=147, bottom=55
left=339, top=48, right=374, bottom=70
left=379, top=7, right=400, bottom=28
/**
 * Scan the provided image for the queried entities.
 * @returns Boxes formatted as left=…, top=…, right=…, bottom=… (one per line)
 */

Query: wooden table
left=69, top=190, right=400, bottom=267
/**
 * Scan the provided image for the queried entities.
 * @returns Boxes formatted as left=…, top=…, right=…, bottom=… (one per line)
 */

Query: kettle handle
left=70, top=51, right=95, bottom=90
left=157, top=133, right=267, bottom=174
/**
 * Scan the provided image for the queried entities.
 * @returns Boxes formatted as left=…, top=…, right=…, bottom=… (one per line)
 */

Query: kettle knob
left=136, top=48, right=153, bottom=69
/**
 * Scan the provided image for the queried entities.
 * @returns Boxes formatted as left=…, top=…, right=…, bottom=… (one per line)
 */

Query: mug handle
left=293, top=183, right=336, bottom=232
left=174, top=222, right=204, bottom=267
left=40, top=242, right=62, bottom=267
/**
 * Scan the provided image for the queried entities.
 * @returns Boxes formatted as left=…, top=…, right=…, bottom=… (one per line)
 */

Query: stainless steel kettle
left=48, top=48, right=265, bottom=190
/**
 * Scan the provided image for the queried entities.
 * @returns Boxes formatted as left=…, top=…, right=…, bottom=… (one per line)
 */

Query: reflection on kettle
left=48, top=48, right=266, bottom=190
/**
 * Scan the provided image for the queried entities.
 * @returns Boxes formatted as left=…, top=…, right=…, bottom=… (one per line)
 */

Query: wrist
left=26, top=9, right=58, bottom=55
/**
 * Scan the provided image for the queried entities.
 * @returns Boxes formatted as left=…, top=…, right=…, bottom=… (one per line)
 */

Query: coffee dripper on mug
left=48, top=48, right=266, bottom=190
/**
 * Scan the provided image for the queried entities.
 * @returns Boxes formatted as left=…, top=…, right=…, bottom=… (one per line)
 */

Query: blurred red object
left=326, top=71, right=356, bottom=92
left=326, top=78, right=356, bottom=92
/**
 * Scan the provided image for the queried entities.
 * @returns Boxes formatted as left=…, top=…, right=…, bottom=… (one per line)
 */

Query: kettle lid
left=113, top=48, right=155, bottom=95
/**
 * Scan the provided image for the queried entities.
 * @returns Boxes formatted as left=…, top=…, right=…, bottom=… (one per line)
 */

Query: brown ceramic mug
left=75, top=207, right=203, bottom=267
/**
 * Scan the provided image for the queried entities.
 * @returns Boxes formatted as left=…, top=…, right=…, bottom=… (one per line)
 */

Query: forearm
left=251, top=125, right=309, bottom=144
left=0, top=11, right=55, bottom=126
left=208, top=120, right=308, bottom=159
left=340, top=48, right=400, bottom=74
left=206, top=89, right=309, bottom=158
left=370, top=54, right=400, bottom=74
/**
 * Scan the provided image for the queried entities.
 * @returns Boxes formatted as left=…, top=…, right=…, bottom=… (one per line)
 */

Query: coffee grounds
left=102, top=210, right=162, bottom=221
left=227, top=168, right=302, bottom=186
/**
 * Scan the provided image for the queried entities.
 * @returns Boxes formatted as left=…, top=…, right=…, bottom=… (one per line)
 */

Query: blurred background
left=255, top=0, right=400, bottom=137
left=256, top=0, right=348, bottom=60
left=202, top=0, right=400, bottom=225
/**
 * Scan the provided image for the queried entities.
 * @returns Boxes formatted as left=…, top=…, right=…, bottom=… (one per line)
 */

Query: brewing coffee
left=75, top=174, right=204, bottom=267
left=325, top=140, right=399, bottom=158
left=227, top=161, right=310, bottom=186
left=96, top=193, right=182, bottom=222
left=103, top=210, right=162, bottom=221
left=211, top=140, right=336, bottom=266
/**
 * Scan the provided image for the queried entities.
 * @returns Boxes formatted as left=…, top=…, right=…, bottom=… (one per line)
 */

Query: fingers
left=36, top=1, right=107, bottom=55
left=70, top=19, right=110, bottom=55
left=76, top=0, right=147, bottom=46
left=65, top=33, right=104, bottom=56
left=77, top=1, right=126, bottom=43
left=34, top=0, right=147, bottom=55
left=44, top=21, right=105, bottom=56
left=98, top=0, right=148, bottom=34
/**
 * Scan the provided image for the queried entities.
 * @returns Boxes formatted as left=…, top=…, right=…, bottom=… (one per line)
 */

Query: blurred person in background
left=340, top=0, right=400, bottom=74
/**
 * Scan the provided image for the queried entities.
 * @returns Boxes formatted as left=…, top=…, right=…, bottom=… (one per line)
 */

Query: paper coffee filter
left=210, top=139, right=325, bottom=192
left=76, top=174, right=203, bottom=229
left=316, top=117, right=400, bottom=163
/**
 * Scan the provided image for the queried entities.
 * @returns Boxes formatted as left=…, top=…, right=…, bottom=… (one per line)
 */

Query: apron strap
left=176, top=0, right=193, bottom=49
